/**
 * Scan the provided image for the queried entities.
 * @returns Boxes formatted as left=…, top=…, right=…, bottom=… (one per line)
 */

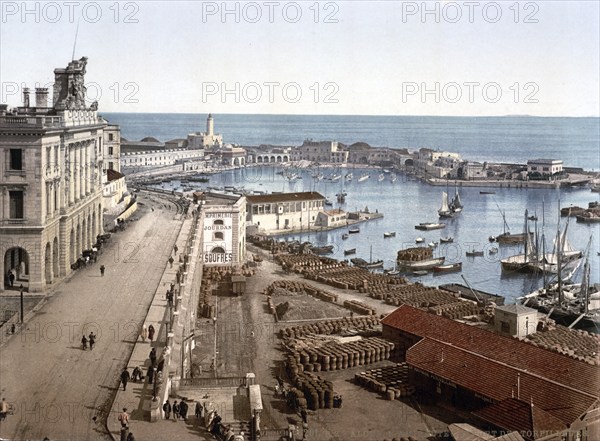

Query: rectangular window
left=108, top=133, right=114, bottom=141
left=9, top=149, right=23, bottom=170
left=109, top=147, right=114, bottom=155
left=108, top=162, right=114, bottom=170
left=9, top=191, right=24, bottom=218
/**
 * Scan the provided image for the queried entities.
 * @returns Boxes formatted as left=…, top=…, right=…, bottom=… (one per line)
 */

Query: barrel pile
left=343, top=300, right=376, bottom=315
left=396, top=247, right=433, bottom=262
left=284, top=336, right=395, bottom=373
left=303, top=266, right=406, bottom=290
left=283, top=365, right=335, bottom=411
left=428, top=301, right=480, bottom=319
left=525, top=326, right=600, bottom=365
left=276, top=254, right=340, bottom=272
left=381, top=285, right=459, bottom=307
left=278, top=316, right=380, bottom=339
left=265, top=280, right=338, bottom=303
left=354, top=363, right=415, bottom=399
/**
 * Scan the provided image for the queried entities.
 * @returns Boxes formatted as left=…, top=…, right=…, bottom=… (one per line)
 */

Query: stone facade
left=1, top=58, right=107, bottom=292
left=103, top=124, right=121, bottom=172
left=246, top=192, right=325, bottom=233
left=187, top=114, right=223, bottom=149
left=120, top=149, right=205, bottom=172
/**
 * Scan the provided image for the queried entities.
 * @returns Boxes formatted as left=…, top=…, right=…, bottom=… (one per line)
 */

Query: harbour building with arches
left=0, top=58, right=111, bottom=292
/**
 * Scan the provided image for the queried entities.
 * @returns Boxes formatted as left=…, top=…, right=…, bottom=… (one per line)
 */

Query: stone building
left=494, top=304, right=538, bottom=337
left=103, top=124, right=121, bottom=172
left=315, top=208, right=347, bottom=227
left=198, top=193, right=246, bottom=266
left=187, top=114, right=223, bottom=149
left=120, top=149, right=205, bottom=173
left=527, top=159, right=563, bottom=177
left=246, top=191, right=325, bottom=233
left=1, top=57, right=108, bottom=292
left=295, top=140, right=348, bottom=164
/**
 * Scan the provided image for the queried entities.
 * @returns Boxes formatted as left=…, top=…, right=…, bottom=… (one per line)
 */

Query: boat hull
left=397, top=257, right=445, bottom=270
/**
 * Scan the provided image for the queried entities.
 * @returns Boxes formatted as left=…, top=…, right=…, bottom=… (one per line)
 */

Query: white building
left=296, top=140, right=348, bottom=164
left=199, top=193, right=246, bottom=266
left=187, top=114, right=223, bottom=149
left=246, top=192, right=326, bottom=233
left=103, top=124, right=121, bottom=172
left=315, top=209, right=347, bottom=227
left=527, top=159, right=563, bottom=176
left=1, top=57, right=108, bottom=292
left=494, top=304, right=538, bottom=337
left=120, top=149, right=205, bottom=172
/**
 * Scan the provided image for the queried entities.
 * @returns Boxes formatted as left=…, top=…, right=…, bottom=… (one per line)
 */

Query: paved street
left=0, top=199, right=182, bottom=441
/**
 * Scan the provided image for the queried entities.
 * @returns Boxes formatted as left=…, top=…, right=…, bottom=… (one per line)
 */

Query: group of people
left=140, top=324, right=156, bottom=342
left=81, top=332, right=97, bottom=350
left=161, top=399, right=189, bottom=421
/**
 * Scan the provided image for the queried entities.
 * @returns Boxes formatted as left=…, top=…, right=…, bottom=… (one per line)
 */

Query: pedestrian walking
left=8, top=271, right=15, bottom=287
left=1, top=397, right=9, bottom=421
left=179, top=399, right=188, bottom=421
left=173, top=244, right=178, bottom=255
left=118, top=408, right=129, bottom=428
left=100, top=265, right=105, bottom=276
left=168, top=256, right=174, bottom=268
left=141, top=325, right=148, bottom=342
left=147, top=366, right=154, bottom=384
left=148, top=324, right=155, bottom=342
left=172, top=401, right=180, bottom=421
left=81, top=335, right=88, bottom=350
left=88, top=332, right=96, bottom=350
left=163, top=400, right=172, bottom=419
left=132, top=366, right=142, bottom=383
left=195, top=401, right=203, bottom=421
left=300, top=407, right=308, bottom=424
left=149, top=347, right=157, bottom=366
left=120, top=369, right=130, bottom=391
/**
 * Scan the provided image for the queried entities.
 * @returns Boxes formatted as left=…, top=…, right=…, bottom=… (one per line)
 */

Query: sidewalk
left=106, top=214, right=215, bottom=441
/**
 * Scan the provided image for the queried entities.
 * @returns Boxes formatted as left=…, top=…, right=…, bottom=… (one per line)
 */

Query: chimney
left=23, top=88, right=30, bottom=107
left=35, top=88, right=49, bottom=107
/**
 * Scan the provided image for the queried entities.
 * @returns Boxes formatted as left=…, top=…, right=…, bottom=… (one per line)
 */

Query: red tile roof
left=406, top=338, right=597, bottom=426
left=246, top=192, right=325, bottom=204
left=472, top=398, right=567, bottom=440
left=382, top=305, right=600, bottom=397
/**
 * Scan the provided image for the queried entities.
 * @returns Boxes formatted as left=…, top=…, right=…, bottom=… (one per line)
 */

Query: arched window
left=214, top=220, right=224, bottom=225
left=213, top=232, right=224, bottom=240
left=211, top=247, right=225, bottom=254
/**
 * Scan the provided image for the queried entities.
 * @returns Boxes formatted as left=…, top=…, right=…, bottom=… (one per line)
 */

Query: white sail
left=439, top=192, right=450, bottom=214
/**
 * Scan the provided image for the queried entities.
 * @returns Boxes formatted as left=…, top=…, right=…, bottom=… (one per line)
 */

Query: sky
left=0, top=1, right=599, bottom=116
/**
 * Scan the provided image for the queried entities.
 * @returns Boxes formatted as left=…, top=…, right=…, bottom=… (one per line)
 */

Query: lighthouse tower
left=206, top=113, right=214, bottom=136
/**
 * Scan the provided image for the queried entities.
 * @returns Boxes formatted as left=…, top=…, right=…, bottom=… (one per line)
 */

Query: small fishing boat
left=440, top=236, right=454, bottom=243
left=415, top=222, right=446, bottom=231
left=489, top=247, right=499, bottom=254
left=345, top=172, right=353, bottom=181
left=349, top=227, right=360, bottom=234
left=378, top=173, right=385, bottom=182
left=383, top=232, right=396, bottom=238
left=350, top=257, right=384, bottom=269
left=312, top=245, right=334, bottom=255
left=358, top=173, right=370, bottom=182
left=433, top=262, right=462, bottom=273
left=342, top=233, right=349, bottom=240
left=412, top=270, right=429, bottom=276
left=384, top=268, right=401, bottom=276
left=415, top=237, right=424, bottom=243
left=428, top=242, right=438, bottom=248
left=398, top=257, right=445, bottom=270
left=480, top=190, right=496, bottom=194
left=344, top=248, right=357, bottom=256
left=488, top=236, right=497, bottom=242
left=466, top=250, right=484, bottom=257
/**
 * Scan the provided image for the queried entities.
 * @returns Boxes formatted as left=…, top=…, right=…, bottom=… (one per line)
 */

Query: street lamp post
left=152, top=366, right=158, bottom=401
left=19, top=284, right=24, bottom=323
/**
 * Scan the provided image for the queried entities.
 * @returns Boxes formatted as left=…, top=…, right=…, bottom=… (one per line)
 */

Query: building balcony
left=0, top=115, right=63, bottom=129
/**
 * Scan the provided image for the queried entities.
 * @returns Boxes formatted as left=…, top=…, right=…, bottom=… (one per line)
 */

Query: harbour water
left=159, top=165, right=599, bottom=304
left=105, top=113, right=600, bottom=171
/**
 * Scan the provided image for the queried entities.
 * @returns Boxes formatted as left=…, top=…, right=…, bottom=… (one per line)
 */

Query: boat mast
left=523, top=209, right=529, bottom=264
left=541, top=198, right=547, bottom=288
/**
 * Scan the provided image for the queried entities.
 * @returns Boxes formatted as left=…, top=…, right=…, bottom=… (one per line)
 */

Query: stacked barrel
left=278, top=316, right=380, bottom=339
left=525, top=326, right=600, bottom=365
left=382, top=285, right=459, bottom=307
left=428, top=301, right=480, bottom=319
left=285, top=337, right=395, bottom=373
left=265, top=280, right=338, bottom=304
left=354, top=363, right=415, bottom=399
left=303, top=265, right=407, bottom=290
left=396, top=247, right=433, bottom=262
left=276, top=254, right=340, bottom=273
left=343, top=300, right=376, bottom=315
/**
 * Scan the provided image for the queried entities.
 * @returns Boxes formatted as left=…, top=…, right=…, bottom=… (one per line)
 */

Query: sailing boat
left=494, top=202, right=532, bottom=244
left=449, top=187, right=463, bottom=213
left=350, top=245, right=384, bottom=269
left=501, top=209, right=536, bottom=271
left=438, top=192, right=454, bottom=218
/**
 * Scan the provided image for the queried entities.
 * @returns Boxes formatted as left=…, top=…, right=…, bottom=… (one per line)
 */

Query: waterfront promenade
left=0, top=196, right=182, bottom=441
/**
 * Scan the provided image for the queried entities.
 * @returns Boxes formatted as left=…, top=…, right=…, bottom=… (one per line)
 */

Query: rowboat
left=344, top=248, right=356, bottom=255
left=384, top=232, right=396, bottom=238
left=415, top=223, right=446, bottom=231
left=433, top=262, right=462, bottom=273
left=466, top=250, right=484, bottom=257
left=342, top=233, right=349, bottom=240
left=349, top=227, right=360, bottom=234
left=415, top=237, right=424, bottom=243
left=440, top=237, right=454, bottom=243
left=397, top=257, right=445, bottom=270
left=412, top=270, right=429, bottom=276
